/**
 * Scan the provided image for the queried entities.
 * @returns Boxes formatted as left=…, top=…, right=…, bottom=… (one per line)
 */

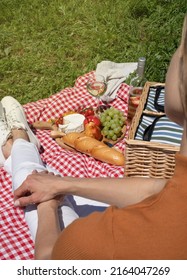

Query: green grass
left=0, top=0, right=186, bottom=104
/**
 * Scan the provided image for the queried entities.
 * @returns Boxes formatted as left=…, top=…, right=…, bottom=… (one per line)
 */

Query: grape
left=113, top=114, right=119, bottom=119
left=114, top=127, right=121, bottom=134
left=119, top=120, right=124, bottom=126
left=100, top=106, right=126, bottom=140
left=100, top=115, right=106, bottom=123
left=111, top=123, right=116, bottom=129
left=112, top=135, right=117, bottom=141
left=102, top=128, right=108, bottom=136
left=108, top=130, right=114, bottom=137
left=108, top=111, right=113, bottom=117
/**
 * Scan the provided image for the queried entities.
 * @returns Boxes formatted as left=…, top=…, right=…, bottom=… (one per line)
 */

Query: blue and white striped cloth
left=144, top=86, right=165, bottom=113
left=135, top=115, right=183, bottom=146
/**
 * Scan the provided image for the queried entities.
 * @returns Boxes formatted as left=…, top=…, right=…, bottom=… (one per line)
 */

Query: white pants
left=4, top=139, right=107, bottom=241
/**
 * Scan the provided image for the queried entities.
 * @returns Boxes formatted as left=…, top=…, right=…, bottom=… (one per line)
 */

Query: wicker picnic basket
left=124, top=81, right=180, bottom=179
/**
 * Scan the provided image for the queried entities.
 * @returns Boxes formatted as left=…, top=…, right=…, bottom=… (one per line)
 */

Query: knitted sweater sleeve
left=52, top=207, right=115, bottom=260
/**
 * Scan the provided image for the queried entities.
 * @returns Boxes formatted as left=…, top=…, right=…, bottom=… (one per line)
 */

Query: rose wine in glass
left=87, top=75, right=107, bottom=109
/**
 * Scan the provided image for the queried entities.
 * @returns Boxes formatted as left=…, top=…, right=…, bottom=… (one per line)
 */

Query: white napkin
left=95, top=61, right=137, bottom=102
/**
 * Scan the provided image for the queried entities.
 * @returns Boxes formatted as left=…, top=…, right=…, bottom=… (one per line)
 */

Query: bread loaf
left=62, top=132, right=125, bottom=166
left=55, top=138, right=75, bottom=152
left=74, top=136, right=105, bottom=155
left=62, top=132, right=84, bottom=148
left=91, top=145, right=125, bottom=166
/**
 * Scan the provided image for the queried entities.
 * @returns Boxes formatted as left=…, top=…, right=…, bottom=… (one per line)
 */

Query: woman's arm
left=34, top=199, right=61, bottom=260
left=14, top=172, right=167, bottom=208
left=58, top=176, right=166, bottom=208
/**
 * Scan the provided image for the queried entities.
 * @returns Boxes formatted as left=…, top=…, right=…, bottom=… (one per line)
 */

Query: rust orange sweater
left=52, top=153, right=187, bottom=259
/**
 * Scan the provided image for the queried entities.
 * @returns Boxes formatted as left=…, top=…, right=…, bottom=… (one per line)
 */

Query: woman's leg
left=1, top=97, right=79, bottom=239
left=4, top=137, right=79, bottom=239
left=10, top=139, right=45, bottom=189
left=4, top=137, right=46, bottom=239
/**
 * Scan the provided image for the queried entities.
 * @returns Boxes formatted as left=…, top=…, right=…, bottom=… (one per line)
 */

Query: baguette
left=62, top=132, right=125, bottom=166
left=62, top=132, right=84, bottom=148
left=74, top=136, right=106, bottom=155
left=91, top=145, right=125, bottom=166
left=55, top=138, right=75, bottom=152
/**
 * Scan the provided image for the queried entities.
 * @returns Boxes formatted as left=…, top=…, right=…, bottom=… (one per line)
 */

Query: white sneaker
left=1, top=96, right=41, bottom=150
left=0, top=102, right=11, bottom=166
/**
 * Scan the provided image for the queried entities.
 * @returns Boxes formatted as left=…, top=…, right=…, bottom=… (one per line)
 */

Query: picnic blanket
left=0, top=71, right=129, bottom=260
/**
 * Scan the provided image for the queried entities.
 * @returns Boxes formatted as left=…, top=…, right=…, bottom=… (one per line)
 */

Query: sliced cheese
left=59, top=113, right=85, bottom=133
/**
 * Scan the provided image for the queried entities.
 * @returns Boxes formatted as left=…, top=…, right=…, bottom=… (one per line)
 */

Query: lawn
left=0, top=0, right=186, bottom=104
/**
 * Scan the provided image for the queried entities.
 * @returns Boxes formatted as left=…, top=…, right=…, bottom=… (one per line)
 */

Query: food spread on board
left=32, top=106, right=127, bottom=166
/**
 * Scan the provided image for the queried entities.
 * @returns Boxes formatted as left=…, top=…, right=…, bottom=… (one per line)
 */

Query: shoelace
left=5, top=104, right=26, bottom=130
left=0, top=117, right=8, bottom=131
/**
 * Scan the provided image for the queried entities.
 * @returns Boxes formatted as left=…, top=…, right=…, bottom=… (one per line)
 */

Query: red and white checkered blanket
left=0, top=72, right=129, bottom=259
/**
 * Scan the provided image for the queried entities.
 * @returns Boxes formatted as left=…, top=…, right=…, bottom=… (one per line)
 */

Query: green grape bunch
left=100, top=107, right=126, bottom=141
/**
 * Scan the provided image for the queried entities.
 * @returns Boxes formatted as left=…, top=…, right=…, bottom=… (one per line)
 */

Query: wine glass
left=86, top=74, right=107, bottom=109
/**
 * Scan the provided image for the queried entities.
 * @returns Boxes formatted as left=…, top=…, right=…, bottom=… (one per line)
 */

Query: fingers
left=14, top=185, right=31, bottom=201
left=13, top=171, right=62, bottom=207
left=14, top=194, right=35, bottom=207
left=14, top=175, right=35, bottom=203
left=14, top=193, right=64, bottom=208
left=32, top=169, right=60, bottom=176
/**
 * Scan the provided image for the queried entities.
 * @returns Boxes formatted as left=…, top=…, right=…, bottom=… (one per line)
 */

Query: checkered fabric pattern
left=0, top=72, right=129, bottom=259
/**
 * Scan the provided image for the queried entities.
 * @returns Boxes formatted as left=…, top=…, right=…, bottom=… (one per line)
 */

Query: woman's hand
left=37, top=194, right=65, bottom=211
left=13, top=170, right=64, bottom=207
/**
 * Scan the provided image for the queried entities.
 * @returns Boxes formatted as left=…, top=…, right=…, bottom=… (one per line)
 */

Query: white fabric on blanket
left=4, top=139, right=108, bottom=240
left=95, top=61, right=137, bottom=102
